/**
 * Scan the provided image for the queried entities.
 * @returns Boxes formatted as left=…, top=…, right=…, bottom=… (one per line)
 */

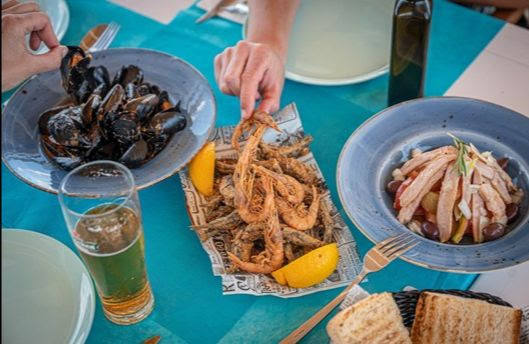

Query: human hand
left=214, top=40, right=286, bottom=119
left=2, top=0, right=67, bottom=91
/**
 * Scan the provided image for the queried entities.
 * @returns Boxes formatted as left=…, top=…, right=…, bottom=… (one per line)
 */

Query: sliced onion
left=458, top=200, right=472, bottom=220
left=392, top=168, right=405, bottom=181
left=469, top=143, right=488, bottom=163
left=407, top=220, right=423, bottom=235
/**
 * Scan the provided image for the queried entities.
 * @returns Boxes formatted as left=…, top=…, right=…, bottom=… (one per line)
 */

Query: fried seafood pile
left=388, top=135, right=524, bottom=244
left=195, top=112, right=338, bottom=274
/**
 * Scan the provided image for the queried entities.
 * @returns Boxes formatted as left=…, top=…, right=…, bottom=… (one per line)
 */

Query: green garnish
left=447, top=133, right=468, bottom=176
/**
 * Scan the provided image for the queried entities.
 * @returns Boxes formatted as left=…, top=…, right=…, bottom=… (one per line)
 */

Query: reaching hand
left=214, top=40, right=286, bottom=120
left=2, top=0, right=67, bottom=91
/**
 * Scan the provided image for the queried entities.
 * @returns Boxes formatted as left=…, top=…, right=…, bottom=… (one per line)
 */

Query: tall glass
left=59, top=161, right=154, bottom=325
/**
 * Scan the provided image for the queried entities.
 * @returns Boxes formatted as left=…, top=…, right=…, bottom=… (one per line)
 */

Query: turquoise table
left=1, top=1, right=506, bottom=342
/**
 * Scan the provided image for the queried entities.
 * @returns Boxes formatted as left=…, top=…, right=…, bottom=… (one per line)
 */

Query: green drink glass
left=59, top=161, right=154, bottom=325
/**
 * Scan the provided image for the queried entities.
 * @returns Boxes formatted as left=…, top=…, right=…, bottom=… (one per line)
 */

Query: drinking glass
left=58, top=160, right=154, bottom=325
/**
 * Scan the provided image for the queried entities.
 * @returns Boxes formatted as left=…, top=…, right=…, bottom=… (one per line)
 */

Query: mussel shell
left=38, top=105, right=70, bottom=136
left=41, top=135, right=83, bottom=170
left=96, top=83, right=124, bottom=123
left=147, top=108, right=187, bottom=137
left=47, top=108, right=84, bottom=147
left=86, top=140, right=120, bottom=161
left=113, top=65, right=144, bottom=87
left=124, top=94, right=159, bottom=123
left=156, top=91, right=173, bottom=112
left=61, top=46, right=92, bottom=102
left=110, top=112, right=141, bottom=145
left=86, top=66, right=110, bottom=97
left=125, top=83, right=139, bottom=100
left=137, top=84, right=151, bottom=97
left=82, top=94, right=101, bottom=127
left=119, top=139, right=148, bottom=168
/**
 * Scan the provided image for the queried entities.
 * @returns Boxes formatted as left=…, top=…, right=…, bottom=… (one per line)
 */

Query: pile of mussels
left=38, top=46, right=187, bottom=170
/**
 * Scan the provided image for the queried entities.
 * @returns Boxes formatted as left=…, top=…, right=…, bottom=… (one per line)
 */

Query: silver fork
left=280, top=234, right=418, bottom=344
left=87, top=22, right=120, bottom=53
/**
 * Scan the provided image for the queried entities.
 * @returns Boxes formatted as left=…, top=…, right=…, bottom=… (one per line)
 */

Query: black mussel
left=146, top=107, right=187, bottom=137
left=96, top=84, right=124, bottom=123
left=119, top=139, right=148, bottom=168
left=60, top=46, right=92, bottom=103
left=38, top=105, right=70, bottom=136
left=86, top=140, right=120, bottom=161
left=72, top=66, right=108, bottom=104
left=47, top=108, right=84, bottom=147
left=146, top=135, right=168, bottom=156
left=156, top=91, right=173, bottom=112
left=110, top=111, right=141, bottom=146
left=113, top=65, right=143, bottom=87
left=41, top=136, right=83, bottom=170
left=137, top=84, right=151, bottom=97
left=150, top=84, right=160, bottom=95
left=125, top=83, right=139, bottom=99
left=124, top=94, right=159, bottom=123
left=81, top=94, right=101, bottom=127
left=73, top=80, right=92, bottom=104
left=86, top=66, right=110, bottom=97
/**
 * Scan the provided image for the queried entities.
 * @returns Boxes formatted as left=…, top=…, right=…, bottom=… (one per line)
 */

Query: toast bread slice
left=410, top=292, right=522, bottom=344
left=326, top=292, right=412, bottom=344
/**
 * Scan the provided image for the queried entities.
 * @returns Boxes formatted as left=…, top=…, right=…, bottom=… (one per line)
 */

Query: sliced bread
left=410, top=292, right=522, bottom=344
left=326, top=292, right=412, bottom=344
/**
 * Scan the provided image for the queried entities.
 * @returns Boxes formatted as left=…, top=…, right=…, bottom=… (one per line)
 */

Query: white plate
left=243, top=0, right=393, bottom=86
left=2, top=229, right=95, bottom=344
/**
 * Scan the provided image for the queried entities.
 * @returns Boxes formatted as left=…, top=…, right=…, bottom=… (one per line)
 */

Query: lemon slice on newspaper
left=271, top=243, right=339, bottom=288
left=189, top=141, right=215, bottom=196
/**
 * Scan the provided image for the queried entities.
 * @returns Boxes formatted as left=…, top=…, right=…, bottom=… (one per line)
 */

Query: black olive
left=506, top=203, right=519, bottom=222
left=483, top=223, right=506, bottom=242
left=421, top=221, right=440, bottom=240
left=497, top=157, right=509, bottom=170
left=386, top=180, right=402, bottom=194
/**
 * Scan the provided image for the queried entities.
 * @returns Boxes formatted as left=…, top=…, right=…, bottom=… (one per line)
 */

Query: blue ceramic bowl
left=2, top=48, right=216, bottom=194
left=337, top=97, right=529, bottom=273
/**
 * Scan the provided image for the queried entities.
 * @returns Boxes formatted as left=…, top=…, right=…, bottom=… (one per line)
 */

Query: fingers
left=2, top=1, right=40, bottom=14
left=257, top=94, right=280, bottom=114
left=19, top=12, right=59, bottom=49
left=2, top=0, right=19, bottom=11
left=27, top=45, right=67, bottom=74
left=239, top=50, right=268, bottom=119
left=216, top=47, right=236, bottom=95
left=29, top=31, right=41, bottom=51
left=222, top=42, right=250, bottom=95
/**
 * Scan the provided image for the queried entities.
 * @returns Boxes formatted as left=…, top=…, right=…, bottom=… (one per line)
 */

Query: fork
left=280, top=234, right=418, bottom=344
left=85, top=22, right=120, bottom=53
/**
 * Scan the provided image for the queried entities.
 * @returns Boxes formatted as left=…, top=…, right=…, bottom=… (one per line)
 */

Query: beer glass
left=59, top=161, right=154, bottom=325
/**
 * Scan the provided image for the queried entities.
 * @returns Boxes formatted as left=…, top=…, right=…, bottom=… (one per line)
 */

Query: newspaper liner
left=179, top=103, right=362, bottom=297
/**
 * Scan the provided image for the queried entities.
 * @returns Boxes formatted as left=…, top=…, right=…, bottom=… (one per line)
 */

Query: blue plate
left=337, top=97, right=529, bottom=273
left=2, top=48, right=216, bottom=193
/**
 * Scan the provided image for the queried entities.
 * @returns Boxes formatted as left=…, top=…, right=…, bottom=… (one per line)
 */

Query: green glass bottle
left=388, top=0, right=432, bottom=106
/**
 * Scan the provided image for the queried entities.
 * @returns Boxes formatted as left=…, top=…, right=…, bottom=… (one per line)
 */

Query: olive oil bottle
left=388, top=0, right=432, bottom=106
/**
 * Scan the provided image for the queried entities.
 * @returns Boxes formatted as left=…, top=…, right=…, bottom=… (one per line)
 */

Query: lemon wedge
left=189, top=141, right=215, bottom=196
left=271, top=243, right=339, bottom=288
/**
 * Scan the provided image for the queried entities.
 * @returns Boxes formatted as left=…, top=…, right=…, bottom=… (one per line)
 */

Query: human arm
left=214, top=0, right=300, bottom=119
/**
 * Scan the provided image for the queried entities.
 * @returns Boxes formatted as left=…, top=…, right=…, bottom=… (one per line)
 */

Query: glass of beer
left=59, top=161, right=154, bottom=325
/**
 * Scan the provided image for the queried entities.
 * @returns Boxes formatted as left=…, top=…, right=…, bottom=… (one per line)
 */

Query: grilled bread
left=411, top=292, right=522, bottom=344
left=326, top=293, right=412, bottom=344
